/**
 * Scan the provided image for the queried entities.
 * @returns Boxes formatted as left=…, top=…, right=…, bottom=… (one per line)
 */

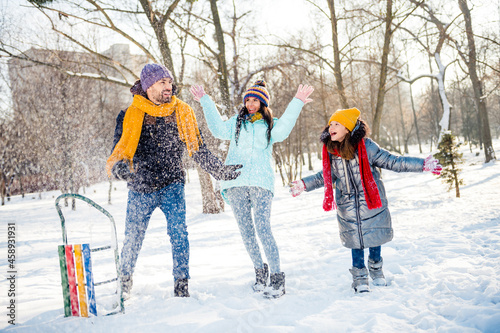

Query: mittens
left=112, top=161, right=136, bottom=182
left=216, top=164, right=243, bottom=181
left=289, top=180, right=305, bottom=197
left=423, top=155, right=443, bottom=175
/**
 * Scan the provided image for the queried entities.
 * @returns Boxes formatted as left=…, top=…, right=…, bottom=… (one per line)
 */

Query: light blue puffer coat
left=302, top=138, right=424, bottom=249
left=199, top=95, right=305, bottom=201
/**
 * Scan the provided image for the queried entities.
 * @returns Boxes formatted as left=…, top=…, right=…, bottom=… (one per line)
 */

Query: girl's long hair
left=235, top=104, right=274, bottom=146
left=321, top=119, right=370, bottom=160
left=326, top=130, right=356, bottom=160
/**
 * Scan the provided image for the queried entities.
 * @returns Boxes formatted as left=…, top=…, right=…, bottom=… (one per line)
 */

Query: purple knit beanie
left=140, top=63, right=173, bottom=92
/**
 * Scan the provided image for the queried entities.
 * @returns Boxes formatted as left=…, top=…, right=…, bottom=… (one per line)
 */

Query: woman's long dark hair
left=235, top=104, right=274, bottom=146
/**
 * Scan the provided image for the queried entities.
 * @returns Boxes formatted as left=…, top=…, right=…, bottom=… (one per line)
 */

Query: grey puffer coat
left=303, top=133, right=424, bottom=249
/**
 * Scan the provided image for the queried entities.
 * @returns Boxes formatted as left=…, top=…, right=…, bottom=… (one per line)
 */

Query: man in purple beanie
left=108, top=63, right=242, bottom=299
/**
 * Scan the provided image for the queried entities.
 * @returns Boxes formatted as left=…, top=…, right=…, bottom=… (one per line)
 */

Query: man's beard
left=156, top=90, right=172, bottom=104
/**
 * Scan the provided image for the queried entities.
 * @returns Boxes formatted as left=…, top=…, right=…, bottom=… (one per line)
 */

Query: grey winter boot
left=263, top=272, right=285, bottom=299
left=120, top=275, right=133, bottom=300
left=349, top=267, right=370, bottom=293
left=252, top=263, right=269, bottom=292
left=174, top=278, right=190, bottom=297
left=368, top=258, right=387, bottom=286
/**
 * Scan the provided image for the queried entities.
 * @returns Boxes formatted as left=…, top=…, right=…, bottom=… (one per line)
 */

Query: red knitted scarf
left=322, top=138, right=382, bottom=211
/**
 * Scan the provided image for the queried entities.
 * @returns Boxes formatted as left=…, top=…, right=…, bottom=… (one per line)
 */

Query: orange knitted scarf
left=106, top=95, right=202, bottom=176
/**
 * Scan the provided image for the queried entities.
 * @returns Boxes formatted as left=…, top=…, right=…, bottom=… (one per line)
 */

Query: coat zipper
left=346, top=158, right=364, bottom=249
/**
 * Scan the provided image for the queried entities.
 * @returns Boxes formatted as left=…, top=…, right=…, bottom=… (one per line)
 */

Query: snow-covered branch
left=64, top=71, right=131, bottom=86
left=397, top=70, right=436, bottom=84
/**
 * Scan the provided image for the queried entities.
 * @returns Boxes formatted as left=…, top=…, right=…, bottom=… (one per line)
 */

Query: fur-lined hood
left=320, top=119, right=369, bottom=147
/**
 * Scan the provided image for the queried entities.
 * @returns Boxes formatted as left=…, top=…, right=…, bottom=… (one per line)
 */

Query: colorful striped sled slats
left=58, top=244, right=97, bottom=317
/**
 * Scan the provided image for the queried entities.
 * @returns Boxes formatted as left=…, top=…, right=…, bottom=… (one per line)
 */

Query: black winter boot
left=263, top=272, right=285, bottom=299
left=349, top=267, right=370, bottom=293
left=252, top=263, right=269, bottom=292
left=368, top=258, right=387, bottom=286
left=174, top=278, right=190, bottom=297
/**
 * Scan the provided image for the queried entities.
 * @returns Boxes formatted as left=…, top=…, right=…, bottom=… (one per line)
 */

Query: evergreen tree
left=435, top=132, right=464, bottom=198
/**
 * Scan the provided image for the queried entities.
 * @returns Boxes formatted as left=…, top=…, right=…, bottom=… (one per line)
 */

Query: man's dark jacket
left=112, top=108, right=225, bottom=193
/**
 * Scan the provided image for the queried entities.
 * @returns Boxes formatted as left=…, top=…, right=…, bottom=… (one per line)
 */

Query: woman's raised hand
left=190, top=85, right=206, bottom=102
left=295, top=84, right=314, bottom=104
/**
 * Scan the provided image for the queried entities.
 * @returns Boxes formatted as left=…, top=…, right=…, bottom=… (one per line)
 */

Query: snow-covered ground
left=1, top=140, right=499, bottom=332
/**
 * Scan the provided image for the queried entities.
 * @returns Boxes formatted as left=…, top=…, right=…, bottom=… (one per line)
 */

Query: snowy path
left=0, top=143, right=499, bottom=332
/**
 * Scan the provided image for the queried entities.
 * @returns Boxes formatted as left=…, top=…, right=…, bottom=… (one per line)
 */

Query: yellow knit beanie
left=328, top=108, right=361, bottom=131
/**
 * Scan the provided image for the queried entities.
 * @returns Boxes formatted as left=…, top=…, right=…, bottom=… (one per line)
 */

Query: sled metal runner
left=55, top=193, right=124, bottom=316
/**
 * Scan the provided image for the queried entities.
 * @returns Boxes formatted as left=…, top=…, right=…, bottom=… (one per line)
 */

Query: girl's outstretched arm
left=367, top=139, right=425, bottom=172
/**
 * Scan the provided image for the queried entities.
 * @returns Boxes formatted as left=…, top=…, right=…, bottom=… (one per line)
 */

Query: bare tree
left=398, top=0, right=460, bottom=141
left=208, top=0, right=231, bottom=114
left=2, top=0, right=237, bottom=213
left=370, top=0, right=394, bottom=141
left=7, top=47, right=121, bottom=206
left=326, top=0, right=348, bottom=109
left=456, top=0, right=496, bottom=162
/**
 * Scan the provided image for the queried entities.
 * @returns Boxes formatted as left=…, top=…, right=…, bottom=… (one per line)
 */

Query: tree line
left=0, top=0, right=498, bottom=209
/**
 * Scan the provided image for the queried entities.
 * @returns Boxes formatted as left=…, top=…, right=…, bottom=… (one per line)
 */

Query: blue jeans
left=352, top=246, right=382, bottom=269
left=225, top=186, right=281, bottom=274
left=120, top=183, right=189, bottom=281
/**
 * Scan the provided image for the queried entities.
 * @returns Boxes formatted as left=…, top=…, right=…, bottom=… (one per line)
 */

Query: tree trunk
left=1, top=171, right=5, bottom=206
left=451, top=158, right=460, bottom=198
left=458, top=0, right=496, bottom=162
left=434, top=54, right=452, bottom=136
left=319, top=60, right=330, bottom=124
left=139, top=0, right=180, bottom=79
left=326, top=0, right=349, bottom=109
left=196, top=165, right=223, bottom=214
left=396, top=83, right=408, bottom=154
left=372, top=0, right=393, bottom=141
left=108, top=179, right=112, bottom=205
left=210, top=0, right=232, bottom=115
left=408, top=81, right=422, bottom=153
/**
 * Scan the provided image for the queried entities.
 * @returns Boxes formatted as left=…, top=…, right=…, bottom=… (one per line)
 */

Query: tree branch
left=1, top=48, right=132, bottom=87
left=36, top=2, right=157, bottom=62
left=168, top=17, right=218, bottom=56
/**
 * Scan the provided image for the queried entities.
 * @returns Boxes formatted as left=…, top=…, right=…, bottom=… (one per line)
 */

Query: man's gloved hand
left=289, top=180, right=305, bottom=197
left=112, top=161, right=136, bottom=182
left=215, top=164, right=243, bottom=181
left=423, top=155, right=443, bottom=175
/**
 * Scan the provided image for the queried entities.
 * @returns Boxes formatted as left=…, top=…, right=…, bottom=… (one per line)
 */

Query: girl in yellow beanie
left=290, top=108, right=442, bottom=293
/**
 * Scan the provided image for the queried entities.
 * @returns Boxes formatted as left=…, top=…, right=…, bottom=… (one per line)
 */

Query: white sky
left=1, top=0, right=499, bottom=98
